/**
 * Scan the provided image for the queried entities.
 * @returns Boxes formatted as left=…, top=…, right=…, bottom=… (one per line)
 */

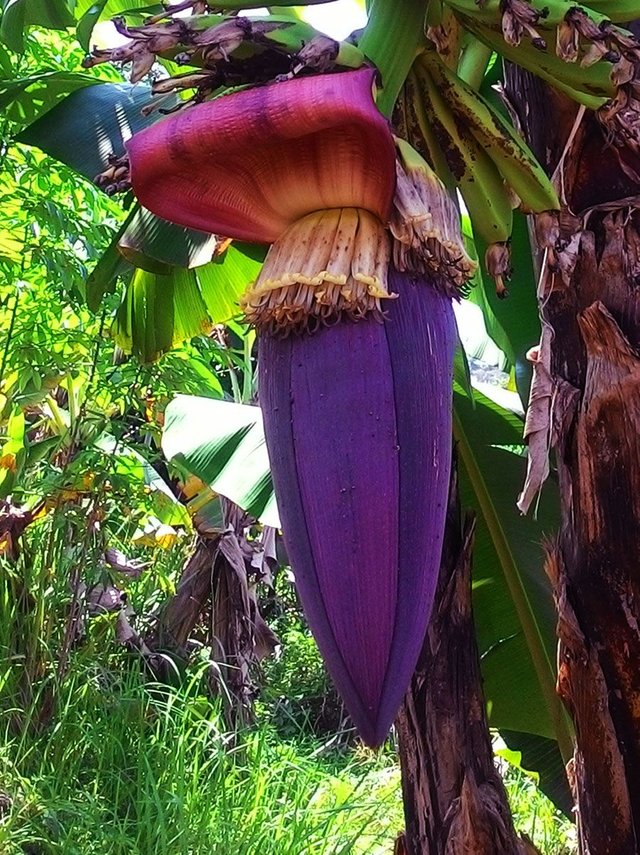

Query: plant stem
left=0, top=287, right=20, bottom=391
left=359, top=0, right=428, bottom=117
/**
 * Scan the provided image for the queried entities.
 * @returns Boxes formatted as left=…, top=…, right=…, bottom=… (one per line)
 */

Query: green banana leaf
left=118, top=207, right=217, bottom=274
left=162, top=395, right=278, bottom=528
left=1, top=0, right=74, bottom=52
left=500, top=730, right=573, bottom=817
left=454, top=384, right=573, bottom=762
left=86, top=210, right=136, bottom=312
left=112, top=242, right=265, bottom=361
left=17, top=81, right=177, bottom=179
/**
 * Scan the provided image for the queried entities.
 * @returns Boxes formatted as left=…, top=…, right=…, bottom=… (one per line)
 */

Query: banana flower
left=127, top=68, right=466, bottom=746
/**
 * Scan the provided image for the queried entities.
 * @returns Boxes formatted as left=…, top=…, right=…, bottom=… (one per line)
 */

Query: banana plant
left=5, top=0, right=640, bottom=846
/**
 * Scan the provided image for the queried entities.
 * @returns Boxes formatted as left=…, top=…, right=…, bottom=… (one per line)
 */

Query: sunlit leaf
left=0, top=70, right=101, bottom=127
left=17, top=82, right=177, bottom=179
left=0, top=407, right=26, bottom=498
left=197, top=242, right=266, bottom=323
left=1, top=0, right=74, bottom=53
left=75, top=0, right=107, bottom=50
left=162, top=395, right=278, bottom=527
left=95, top=433, right=190, bottom=527
left=112, top=243, right=265, bottom=361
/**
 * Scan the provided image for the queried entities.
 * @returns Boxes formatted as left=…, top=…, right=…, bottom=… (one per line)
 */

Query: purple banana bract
left=259, top=268, right=455, bottom=746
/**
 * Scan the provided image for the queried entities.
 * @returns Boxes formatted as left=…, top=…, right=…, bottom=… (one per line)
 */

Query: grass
left=0, top=657, right=577, bottom=855
left=504, top=767, right=577, bottom=854
left=0, top=661, right=405, bottom=855
left=0, top=526, right=575, bottom=855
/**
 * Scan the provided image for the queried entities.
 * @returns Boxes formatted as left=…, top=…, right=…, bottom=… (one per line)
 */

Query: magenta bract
left=125, top=68, right=396, bottom=244
left=259, top=269, right=455, bottom=746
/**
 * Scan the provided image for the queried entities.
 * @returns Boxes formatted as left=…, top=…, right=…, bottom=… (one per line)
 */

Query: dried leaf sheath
left=259, top=270, right=455, bottom=746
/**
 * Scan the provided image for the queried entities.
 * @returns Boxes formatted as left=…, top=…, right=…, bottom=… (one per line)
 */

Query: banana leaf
left=470, top=212, right=541, bottom=402
left=17, top=81, right=177, bottom=179
left=162, top=395, right=278, bottom=528
left=112, top=242, right=265, bottom=361
left=118, top=207, right=217, bottom=273
left=500, top=730, right=573, bottom=817
left=454, top=386, right=568, bottom=742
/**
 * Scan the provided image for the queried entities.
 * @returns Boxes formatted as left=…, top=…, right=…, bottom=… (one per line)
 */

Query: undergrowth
left=0, top=660, right=404, bottom=855
left=0, top=532, right=575, bottom=855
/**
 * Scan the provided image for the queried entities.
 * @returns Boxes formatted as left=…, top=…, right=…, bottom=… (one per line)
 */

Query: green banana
left=416, top=60, right=514, bottom=245
left=405, top=70, right=458, bottom=188
left=421, top=53, right=560, bottom=213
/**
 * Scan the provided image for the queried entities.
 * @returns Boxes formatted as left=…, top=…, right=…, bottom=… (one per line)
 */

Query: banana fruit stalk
left=452, top=13, right=616, bottom=97
left=83, top=14, right=365, bottom=94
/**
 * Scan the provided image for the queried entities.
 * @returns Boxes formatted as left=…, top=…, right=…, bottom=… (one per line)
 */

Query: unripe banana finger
left=421, top=54, right=560, bottom=213
left=418, top=64, right=514, bottom=245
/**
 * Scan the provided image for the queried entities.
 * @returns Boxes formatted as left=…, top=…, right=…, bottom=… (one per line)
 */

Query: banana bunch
left=408, top=51, right=559, bottom=295
left=439, top=0, right=640, bottom=115
left=83, top=13, right=366, bottom=98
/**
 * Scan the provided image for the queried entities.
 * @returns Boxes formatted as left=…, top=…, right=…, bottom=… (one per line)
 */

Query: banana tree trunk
left=395, top=459, right=530, bottom=855
left=505, top=63, right=640, bottom=853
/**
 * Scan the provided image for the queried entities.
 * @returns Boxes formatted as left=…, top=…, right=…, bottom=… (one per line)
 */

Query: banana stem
left=457, top=38, right=492, bottom=90
left=359, top=0, right=428, bottom=117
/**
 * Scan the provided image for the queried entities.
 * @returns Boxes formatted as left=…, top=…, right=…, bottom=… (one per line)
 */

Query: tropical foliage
left=4, top=0, right=638, bottom=848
